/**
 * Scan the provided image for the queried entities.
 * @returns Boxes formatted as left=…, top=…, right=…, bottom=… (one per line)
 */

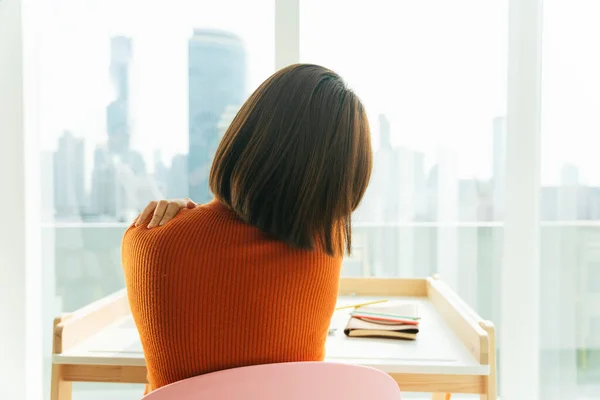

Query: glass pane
left=39, top=0, right=274, bottom=398
left=541, top=1, right=600, bottom=398
left=300, top=1, right=506, bottom=302
left=301, top=1, right=506, bottom=396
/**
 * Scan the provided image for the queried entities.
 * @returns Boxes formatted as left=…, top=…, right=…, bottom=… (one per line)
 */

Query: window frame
left=0, top=0, right=44, bottom=399
left=500, top=0, right=542, bottom=398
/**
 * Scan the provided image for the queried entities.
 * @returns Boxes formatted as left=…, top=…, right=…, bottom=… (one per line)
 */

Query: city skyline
left=53, top=109, right=600, bottom=223
left=50, top=30, right=600, bottom=222
left=39, top=1, right=600, bottom=187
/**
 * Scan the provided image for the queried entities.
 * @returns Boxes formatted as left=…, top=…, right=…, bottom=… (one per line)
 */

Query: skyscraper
left=355, top=114, right=390, bottom=222
left=107, top=36, right=132, bottom=156
left=218, top=104, right=241, bottom=139
left=559, top=163, right=581, bottom=220
left=53, top=131, right=85, bottom=219
left=90, top=146, right=117, bottom=218
left=105, top=36, right=145, bottom=173
left=91, top=36, right=146, bottom=219
left=377, top=115, right=399, bottom=221
left=188, top=29, right=246, bottom=203
left=379, top=114, right=392, bottom=150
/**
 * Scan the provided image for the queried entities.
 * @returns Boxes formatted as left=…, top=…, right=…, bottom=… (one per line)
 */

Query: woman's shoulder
left=122, top=201, right=343, bottom=267
left=122, top=203, right=248, bottom=249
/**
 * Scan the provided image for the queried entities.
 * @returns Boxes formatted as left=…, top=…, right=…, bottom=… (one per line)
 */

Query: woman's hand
left=135, top=198, right=196, bottom=228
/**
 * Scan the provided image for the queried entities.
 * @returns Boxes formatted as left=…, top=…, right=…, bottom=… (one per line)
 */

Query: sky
left=38, top=0, right=600, bottom=185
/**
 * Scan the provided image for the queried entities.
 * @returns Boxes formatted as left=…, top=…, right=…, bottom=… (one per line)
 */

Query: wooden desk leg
left=51, top=317, right=72, bottom=400
left=50, top=364, right=72, bottom=400
left=480, top=321, right=497, bottom=400
left=431, top=394, right=450, bottom=400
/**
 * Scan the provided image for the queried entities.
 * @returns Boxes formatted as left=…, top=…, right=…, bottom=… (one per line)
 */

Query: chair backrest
left=143, top=362, right=402, bottom=400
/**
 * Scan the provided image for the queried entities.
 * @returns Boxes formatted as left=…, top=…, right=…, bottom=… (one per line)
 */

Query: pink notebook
left=344, top=302, right=420, bottom=340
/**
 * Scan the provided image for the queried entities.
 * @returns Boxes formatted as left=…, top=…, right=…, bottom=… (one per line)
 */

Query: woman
left=122, top=64, right=373, bottom=393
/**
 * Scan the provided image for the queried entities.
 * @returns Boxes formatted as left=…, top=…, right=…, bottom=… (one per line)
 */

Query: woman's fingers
left=136, top=198, right=196, bottom=228
left=135, top=201, right=157, bottom=226
left=158, top=202, right=182, bottom=226
left=147, top=200, right=169, bottom=228
left=185, top=197, right=196, bottom=209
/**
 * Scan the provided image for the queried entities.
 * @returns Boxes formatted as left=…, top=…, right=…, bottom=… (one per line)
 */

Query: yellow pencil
left=335, top=299, right=388, bottom=311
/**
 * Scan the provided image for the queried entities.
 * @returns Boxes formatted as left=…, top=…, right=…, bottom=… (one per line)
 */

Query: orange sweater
left=122, top=199, right=342, bottom=391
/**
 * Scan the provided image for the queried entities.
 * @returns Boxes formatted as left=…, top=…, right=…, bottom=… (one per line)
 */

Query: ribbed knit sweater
left=122, top=199, right=343, bottom=392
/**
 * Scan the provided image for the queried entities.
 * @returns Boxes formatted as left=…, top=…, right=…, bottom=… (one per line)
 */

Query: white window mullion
left=275, top=0, right=300, bottom=69
left=501, top=0, right=543, bottom=399
left=0, top=0, right=43, bottom=399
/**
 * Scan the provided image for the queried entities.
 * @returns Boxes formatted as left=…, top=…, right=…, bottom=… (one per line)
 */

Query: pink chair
left=143, top=361, right=402, bottom=399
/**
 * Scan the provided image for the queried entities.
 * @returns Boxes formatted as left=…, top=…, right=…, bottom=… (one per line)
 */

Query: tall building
left=53, top=131, right=85, bottom=219
left=377, top=115, right=399, bottom=221
left=356, top=114, right=427, bottom=223
left=107, top=36, right=132, bottom=156
left=90, top=36, right=146, bottom=220
left=104, top=36, right=145, bottom=173
left=218, top=104, right=241, bottom=138
left=435, top=148, right=458, bottom=223
left=379, top=114, right=392, bottom=150
left=355, top=114, right=390, bottom=222
left=90, top=145, right=117, bottom=218
left=412, top=151, right=427, bottom=220
left=559, top=163, right=581, bottom=220
left=188, top=29, right=246, bottom=203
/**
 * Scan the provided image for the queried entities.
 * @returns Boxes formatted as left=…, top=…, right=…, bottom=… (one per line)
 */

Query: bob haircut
left=209, top=64, right=372, bottom=256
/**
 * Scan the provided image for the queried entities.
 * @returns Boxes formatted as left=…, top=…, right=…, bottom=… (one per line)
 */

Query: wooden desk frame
left=51, top=275, right=497, bottom=400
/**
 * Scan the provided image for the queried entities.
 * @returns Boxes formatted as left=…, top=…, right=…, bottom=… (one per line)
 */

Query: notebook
left=343, top=302, right=420, bottom=340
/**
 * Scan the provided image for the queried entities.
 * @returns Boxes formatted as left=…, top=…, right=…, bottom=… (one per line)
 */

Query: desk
left=51, top=276, right=497, bottom=399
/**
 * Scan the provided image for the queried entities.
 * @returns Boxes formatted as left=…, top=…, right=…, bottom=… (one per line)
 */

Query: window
left=39, top=0, right=274, bottom=398
left=5, top=0, right=598, bottom=399
left=300, top=0, right=599, bottom=398
left=301, top=0, right=507, bottom=348
left=541, top=0, right=600, bottom=396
